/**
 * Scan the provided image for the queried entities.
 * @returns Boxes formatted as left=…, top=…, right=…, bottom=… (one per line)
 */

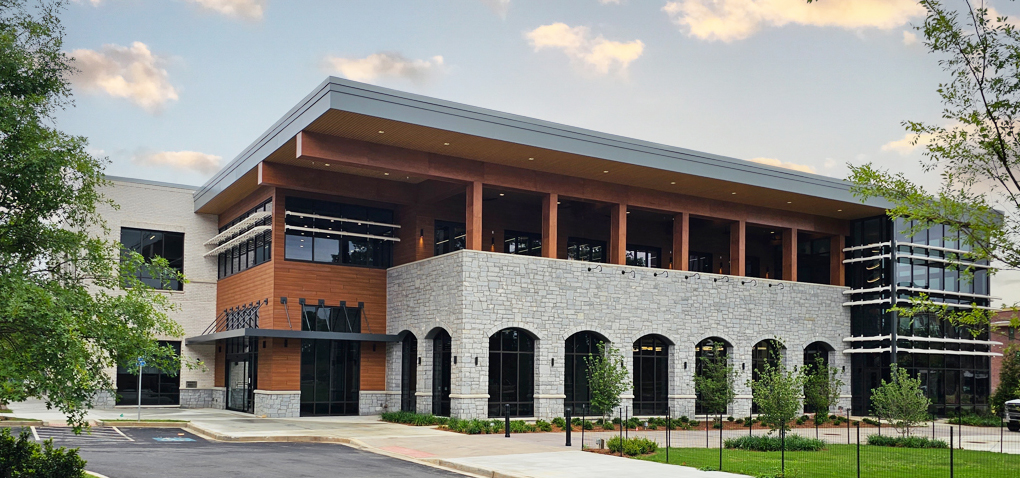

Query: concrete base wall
left=359, top=391, right=400, bottom=415
left=91, top=390, right=117, bottom=410
left=253, top=390, right=300, bottom=418
left=180, top=388, right=225, bottom=409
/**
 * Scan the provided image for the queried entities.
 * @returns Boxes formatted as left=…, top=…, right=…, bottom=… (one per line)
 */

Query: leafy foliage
left=607, top=436, right=658, bottom=456
left=870, top=366, right=933, bottom=438
left=693, top=343, right=737, bottom=415
left=0, top=0, right=187, bottom=429
left=749, top=351, right=804, bottom=432
left=724, top=434, right=826, bottom=452
left=0, top=428, right=85, bottom=478
left=803, top=357, right=843, bottom=417
left=867, top=434, right=949, bottom=449
left=991, top=343, right=1020, bottom=414
left=584, top=342, right=631, bottom=418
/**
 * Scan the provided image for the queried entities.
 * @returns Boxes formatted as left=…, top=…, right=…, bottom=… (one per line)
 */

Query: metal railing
left=200, top=298, right=268, bottom=335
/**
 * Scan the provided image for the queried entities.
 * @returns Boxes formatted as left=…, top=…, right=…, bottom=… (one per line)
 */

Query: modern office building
left=96, top=78, right=998, bottom=419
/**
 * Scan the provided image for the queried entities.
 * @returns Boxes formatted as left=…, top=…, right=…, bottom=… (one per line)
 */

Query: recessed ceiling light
left=444, top=142, right=450, bottom=146
left=324, top=163, right=330, bottom=167
left=557, top=201, right=561, bottom=205
left=626, top=211, right=630, bottom=214
left=384, top=172, right=390, bottom=176
left=499, top=193, right=505, bottom=197
left=837, top=209, right=843, bottom=212
left=603, top=170, right=609, bottom=173
left=787, top=201, right=792, bottom=204
left=670, top=181, right=676, bottom=185
left=378, top=130, right=385, bottom=134
left=731, top=192, right=737, bottom=195
left=528, top=157, right=534, bottom=161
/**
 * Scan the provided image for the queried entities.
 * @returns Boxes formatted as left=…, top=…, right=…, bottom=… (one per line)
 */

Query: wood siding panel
left=360, top=342, right=386, bottom=391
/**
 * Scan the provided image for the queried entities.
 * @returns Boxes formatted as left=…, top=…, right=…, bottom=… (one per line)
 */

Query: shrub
left=735, top=418, right=744, bottom=425
left=712, top=422, right=723, bottom=429
left=602, top=421, right=615, bottom=431
left=814, top=414, right=828, bottom=425
left=727, top=416, right=735, bottom=422
left=867, top=435, right=948, bottom=449
left=689, top=420, right=700, bottom=427
left=0, top=429, right=86, bottom=478
left=413, top=414, right=438, bottom=426
left=534, top=420, right=552, bottom=432
left=509, top=420, right=536, bottom=433
left=862, top=417, right=881, bottom=427
left=582, top=420, right=594, bottom=430
left=946, top=411, right=1004, bottom=427
left=607, top=436, right=659, bottom=456
left=381, top=411, right=440, bottom=426
left=724, top=434, right=826, bottom=452
left=491, top=420, right=504, bottom=433
left=625, top=417, right=641, bottom=429
left=551, top=417, right=566, bottom=429
left=679, top=415, right=690, bottom=423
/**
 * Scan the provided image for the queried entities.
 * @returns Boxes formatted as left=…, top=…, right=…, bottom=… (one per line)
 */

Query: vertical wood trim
left=610, top=203, right=627, bottom=265
left=672, top=213, right=688, bottom=271
left=830, top=234, right=845, bottom=286
left=465, top=181, right=483, bottom=251
left=730, top=220, right=746, bottom=276
left=542, top=193, right=558, bottom=259
left=783, top=228, right=798, bottom=282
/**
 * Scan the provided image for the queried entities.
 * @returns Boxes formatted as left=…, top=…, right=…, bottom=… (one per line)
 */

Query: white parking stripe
left=30, top=426, right=39, bottom=441
left=111, top=427, right=134, bottom=441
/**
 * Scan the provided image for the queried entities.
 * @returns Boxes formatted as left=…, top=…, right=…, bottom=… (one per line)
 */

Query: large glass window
left=504, top=230, right=542, bottom=257
left=633, top=335, right=669, bottom=415
left=751, top=340, right=784, bottom=413
left=116, top=341, right=181, bottom=405
left=301, top=304, right=361, bottom=333
left=284, top=197, right=395, bottom=268
left=564, top=331, right=608, bottom=414
left=435, top=221, right=466, bottom=256
left=488, top=328, right=535, bottom=417
left=797, top=236, right=831, bottom=285
left=627, top=245, right=661, bottom=268
left=567, top=237, right=606, bottom=263
left=121, top=228, right=184, bottom=290
left=432, top=330, right=452, bottom=416
left=688, top=251, right=714, bottom=273
left=694, top=337, right=730, bottom=415
left=224, top=337, right=257, bottom=413
left=300, top=339, right=360, bottom=416
left=217, top=199, right=272, bottom=279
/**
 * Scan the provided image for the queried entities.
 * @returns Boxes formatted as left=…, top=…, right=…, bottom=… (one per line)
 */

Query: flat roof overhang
left=194, top=77, right=888, bottom=219
left=184, top=328, right=400, bottom=345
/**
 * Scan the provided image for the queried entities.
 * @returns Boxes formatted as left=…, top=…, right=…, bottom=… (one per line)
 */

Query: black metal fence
left=571, top=407, right=1020, bottom=478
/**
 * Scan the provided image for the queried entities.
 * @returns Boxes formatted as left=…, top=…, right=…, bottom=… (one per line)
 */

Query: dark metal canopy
left=184, top=328, right=400, bottom=345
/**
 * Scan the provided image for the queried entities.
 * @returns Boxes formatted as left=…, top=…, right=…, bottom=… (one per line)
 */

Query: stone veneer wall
left=180, top=388, right=226, bottom=409
left=387, top=249, right=851, bottom=420
left=253, top=390, right=300, bottom=418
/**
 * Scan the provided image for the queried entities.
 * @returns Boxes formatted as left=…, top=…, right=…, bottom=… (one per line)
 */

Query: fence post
left=957, top=408, right=962, bottom=450
left=1001, top=409, right=1004, bottom=454
left=877, top=413, right=881, bottom=436
left=856, top=422, right=861, bottom=478
left=932, top=415, right=935, bottom=441
left=815, top=414, right=819, bottom=440
left=718, top=413, right=723, bottom=471
left=666, top=406, right=670, bottom=464
left=950, top=426, right=955, bottom=478
left=625, top=406, right=629, bottom=439
left=847, top=408, right=851, bottom=445
left=706, top=413, right=710, bottom=448
left=781, top=426, right=786, bottom=476
left=565, top=407, right=572, bottom=447
left=504, top=404, right=510, bottom=438
left=619, top=407, right=624, bottom=457
left=580, top=405, right=585, bottom=450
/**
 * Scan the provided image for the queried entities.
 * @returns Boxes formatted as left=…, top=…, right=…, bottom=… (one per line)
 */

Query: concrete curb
left=0, top=421, right=42, bottom=427
left=95, top=421, right=190, bottom=428
left=422, top=458, right=529, bottom=478
left=85, top=471, right=112, bottom=478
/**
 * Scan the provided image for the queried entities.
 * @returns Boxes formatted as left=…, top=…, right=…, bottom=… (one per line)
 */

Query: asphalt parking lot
left=18, top=427, right=464, bottom=478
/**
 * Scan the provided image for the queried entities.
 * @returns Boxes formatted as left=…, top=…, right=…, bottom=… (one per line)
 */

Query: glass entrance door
left=432, top=330, right=452, bottom=416
left=224, top=337, right=257, bottom=414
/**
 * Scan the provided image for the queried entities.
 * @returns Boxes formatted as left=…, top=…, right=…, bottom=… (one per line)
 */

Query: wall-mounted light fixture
left=741, top=279, right=757, bottom=286
left=372, top=343, right=377, bottom=352
left=684, top=273, right=701, bottom=280
left=587, top=265, right=603, bottom=273
left=767, top=283, right=785, bottom=289
left=262, top=340, right=267, bottom=349
left=418, top=357, right=421, bottom=365
left=475, top=357, right=479, bottom=366
left=683, top=361, right=687, bottom=369
left=552, top=358, right=555, bottom=367
left=454, top=356, right=458, bottom=365
left=714, top=276, right=731, bottom=283
left=420, top=229, right=424, bottom=239
left=742, top=363, right=746, bottom=371
left=621, top=270, right=635, bottom=278
left=654, top=271, right=669, bottom=278
left=284, top=339, right=288, bottom=348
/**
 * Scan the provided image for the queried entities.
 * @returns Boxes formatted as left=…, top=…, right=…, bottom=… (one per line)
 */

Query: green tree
left=871, top=366, right=933, bottom=438
left=803, top=357, right=844, bottom=419
left=991, top=343, right=1020, bottom=414
left=584, top=342, right=630, bottom=420
left=823, top=0, right=1020, bottom=331
left=0, top=0, right=186, bottom=429
left=693, top=343, right=737, bottom=416
left=749, top=358, right=804, bottom=432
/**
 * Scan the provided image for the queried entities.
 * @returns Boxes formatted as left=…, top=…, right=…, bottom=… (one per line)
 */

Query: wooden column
left=672, top=213, right=689, bottom=271
left=782, top=228, right=798, bottom=282
left=729, top=220, right=746, bottom=276
left=465, top=181, right=483, bottom=251
left=830, top=234, right=845, bottom=286
left=610, top=203, right=627, bottom=265
left=542, top=193, right=558, bottom=259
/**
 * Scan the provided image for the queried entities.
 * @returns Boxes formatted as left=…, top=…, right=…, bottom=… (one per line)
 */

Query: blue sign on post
left=137, top=357, right=146, bottom=367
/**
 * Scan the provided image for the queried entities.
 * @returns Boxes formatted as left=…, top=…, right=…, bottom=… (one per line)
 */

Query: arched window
left=488, top=328, right=536, bottom=417
left=694, top=337, right=731, bottom=415
left=564, top=331, right=608, bottom=414
left=803, top=341, right=834, bottom=414
left=633, top=335, right=670, bottom=416
left=400, top=332, right=418, bottom=412
left=431, top=329, right=452, bottom=416
left=751, top=339, right=785, bottom=413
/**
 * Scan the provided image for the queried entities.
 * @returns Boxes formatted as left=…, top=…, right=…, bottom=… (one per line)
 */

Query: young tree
left=749, top=359, right=804, bottom=432
left=0, top=0, right=186, bottom=429
left=584, top=342, right=631, bottom=420
left=694, top=343, right=737, bottom=416
left=871, top=366, right=933, bottom=438
left=991, top=343, right=1020, bottom=414
left=803, top=357, right=844, bottom=419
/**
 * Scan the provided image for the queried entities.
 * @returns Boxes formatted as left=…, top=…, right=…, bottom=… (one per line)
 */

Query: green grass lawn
left=638, top=445, right=1020, bottom=478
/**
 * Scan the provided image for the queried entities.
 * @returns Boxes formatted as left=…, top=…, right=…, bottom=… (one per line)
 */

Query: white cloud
left=481, top=0, right=510, bottom=18
left=881, top=132, right=934, bottom=155
left=185, top=0, right=266, bottom=21
left=323, top=52, right=444, bottom=84
left=600, top=0, right=624, bottom=4
left=662, top=0, right=925, bottom=42
left=525, top=23, right=644, bottom=75
left=70, top=42, right=178, bottom=113
left=903, top=30, right=918, bottom=45
left=71, top=0, right=103, bottom=5
left=133, top=151, right=223, bottom=175
left=748, top=157, right=817, bottom=174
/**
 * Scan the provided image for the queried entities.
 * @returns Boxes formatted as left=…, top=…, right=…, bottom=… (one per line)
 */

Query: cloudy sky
left=63, top=0, right=1019, bottom=304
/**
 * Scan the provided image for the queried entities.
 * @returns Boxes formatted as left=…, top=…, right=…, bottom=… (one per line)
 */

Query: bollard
left=580, top=405, right=586, bottom=450
left=504, top=404, right=510, bottom=438
left=565, top=407, right=572, bottom=447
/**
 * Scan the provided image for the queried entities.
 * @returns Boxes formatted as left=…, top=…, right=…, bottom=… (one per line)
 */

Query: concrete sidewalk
left=1, top=400, right=741, bottom=478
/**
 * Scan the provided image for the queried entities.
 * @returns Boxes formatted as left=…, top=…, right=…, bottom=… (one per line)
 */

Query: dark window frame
left=284, top=197, right=395, bottom=269
left=217, top=198, right=272, bottom=280
left=488, top=328, right=536, bottom=417
left=503, top=230, right=543, bottom=257
left=434, top=220, right=466, bottom=256
left=626, top=244, right=661, bottom=268
left=120, top=227, right=185, bottom=291
left=567, top=237, right=607, bottom=264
